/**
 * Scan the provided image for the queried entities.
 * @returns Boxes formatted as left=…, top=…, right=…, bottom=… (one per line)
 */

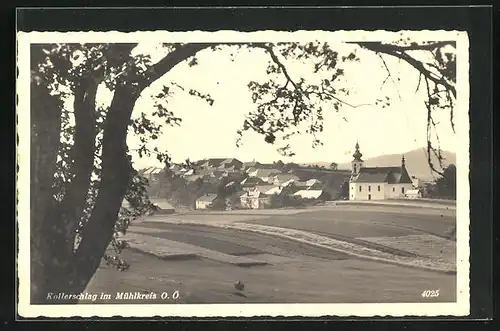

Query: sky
left=94, top=39, right=457, bottom=169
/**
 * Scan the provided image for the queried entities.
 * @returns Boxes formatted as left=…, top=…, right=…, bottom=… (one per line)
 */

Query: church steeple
left=352, top=141, right=363, bottom=162
left=401, top=155, right=406, bottom=167
left=351, top=141, right=364, bottom=177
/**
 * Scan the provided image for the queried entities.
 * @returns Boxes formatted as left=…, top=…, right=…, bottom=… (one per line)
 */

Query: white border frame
left=16, top=30, right=470, bottom=318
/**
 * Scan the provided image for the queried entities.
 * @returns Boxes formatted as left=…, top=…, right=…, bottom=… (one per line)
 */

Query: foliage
left=433, top=164, right=456, bottom=199
left=420, top=164, right=456, bottom=200
left=351, top=40, right=456, bottom=175
left=210, top=198, right=226, bottom=211
left=339, top=180, right=350, bottom=199
left=269, top=192, right=314, bottom=208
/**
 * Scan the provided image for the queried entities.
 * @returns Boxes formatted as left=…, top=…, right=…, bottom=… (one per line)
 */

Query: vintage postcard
left=17, top=29, right=470, bottom=318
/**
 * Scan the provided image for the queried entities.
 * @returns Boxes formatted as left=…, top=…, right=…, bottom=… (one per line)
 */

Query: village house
left=240, top=185, right=283, bottom=209
left=272, top=174, right=300, bottom=186
left=240, top=177, right=268, bottom=191
left=149, top=198, right=176, bottom=215
left=247, top=168, right=282, bottom=182
left=242, top=161, right=262, bottom=170
left=293, top=189, right=329, bottom=200
left=142, top=167, right=163, bottom=183
left=348, top=142, right=414, bottom=200
left=411, top=176, right=422, bottom=189
left=169, top=164, right=187, bottom=174
left=240, top=190, right=267, bottom=209
left=288, top=167, right=351, bottom=199
left=183, top=169, right=195, bottom=176
left=306, top=178, right=324, bottom=190
left=198, top=158, right=228, bottom=168
left=405, top=189, right=423, bottom=199
left=218, top=158, right=243, bottom=170
left=225, top=190, right=246, bottom=210
left=195, top=193, right=218, bottom=210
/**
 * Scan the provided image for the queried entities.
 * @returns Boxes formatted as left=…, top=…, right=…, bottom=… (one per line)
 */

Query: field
left=84, top=203, right=457, bottom=304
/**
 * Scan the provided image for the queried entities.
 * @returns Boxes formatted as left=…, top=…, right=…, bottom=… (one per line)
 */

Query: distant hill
left=337, top=148, right=456, bottom=181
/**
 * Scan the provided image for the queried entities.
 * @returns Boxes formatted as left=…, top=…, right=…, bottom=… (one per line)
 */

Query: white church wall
left=385, top=183, right=414, bottom=199
left=350, top=183, right=385, bottom=200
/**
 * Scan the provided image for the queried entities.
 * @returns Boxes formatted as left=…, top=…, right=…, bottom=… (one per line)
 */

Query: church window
left=368, top=185, right=371, bottom=192
left=359, top=186, right=362, bottom=192
left=402, top=187, right=405, bottom=194
left=392, top=187, right=395, bottom=192
left=378, top=185, right=381, bottom=191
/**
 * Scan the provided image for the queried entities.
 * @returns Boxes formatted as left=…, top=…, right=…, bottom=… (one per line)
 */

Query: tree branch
left=378, top=53, right=402, bottom=100
left=259, top=44, right=298, bottom=90
left=350, top=41, right=455, bottom=51
left=423, top=77, right=445, bottom=176
left=141, top=43, right=217, bottom=90
left=311, top=88, right=373, bottom=109
left=351, top=41, right=456, bottom=98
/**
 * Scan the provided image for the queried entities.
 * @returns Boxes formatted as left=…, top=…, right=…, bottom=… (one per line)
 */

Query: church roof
left=351, top=166, right=413, bottom=184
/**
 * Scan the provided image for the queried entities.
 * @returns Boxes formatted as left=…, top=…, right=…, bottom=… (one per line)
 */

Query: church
left=348, top=142, right=414, bottom=201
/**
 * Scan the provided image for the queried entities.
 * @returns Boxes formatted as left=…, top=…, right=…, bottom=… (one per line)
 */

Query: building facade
left=195, top=193, right=218, bottom=209
left=348, top=142, right=414, bottom=201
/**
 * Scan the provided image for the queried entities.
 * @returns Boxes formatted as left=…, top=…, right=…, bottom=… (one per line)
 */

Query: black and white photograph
left=17, top=26, right=470, bottom=318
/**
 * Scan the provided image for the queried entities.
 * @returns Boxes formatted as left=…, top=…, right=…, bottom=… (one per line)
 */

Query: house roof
left=245, top=167, right=258, bottom=174
left=293, top=190, right=324, bottom=199
left=150, top=199, right=175, bottom=210
left=139, top=167, right=152, bottom=175
left=306, top=178, right=322, bottom=186
left=142, top=168, right=154, bottom=175
left=243, top=161, right=261, bottom=168
left=142, top=167, right=163, bottom=175
left=254, top=185, right=280, bottom=195
left=220, top=158, right=243, bottom=166
left=169, top=164, right=184, bottom=171
left=253, top=169, right=281, bottom=178
left=240, top=177, right=267, bottom=186
left=351, top=166, right=413, bottom=184
left=196, top=194, right=218, bottom=202
left=273, top=174, right=299, bottom=182
left=205, top=158, right=228, bottom=167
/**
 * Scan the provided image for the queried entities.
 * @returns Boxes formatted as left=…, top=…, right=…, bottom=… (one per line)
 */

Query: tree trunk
left=39, top=86, right=140, bottom=301
left=55, top=78, right=102, bottom=258
left=29, top=43, right=210, bottom=303
left=30, top=80, right=63, bottom=303
left=30, top=74, right=104, bottom=304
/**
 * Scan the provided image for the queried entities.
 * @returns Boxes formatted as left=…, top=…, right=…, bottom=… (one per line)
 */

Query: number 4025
left=421, top=290, right=440, bottom=298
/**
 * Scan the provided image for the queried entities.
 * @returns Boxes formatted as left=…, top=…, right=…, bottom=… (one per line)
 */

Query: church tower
left=351, top=141, right=364, bottom=177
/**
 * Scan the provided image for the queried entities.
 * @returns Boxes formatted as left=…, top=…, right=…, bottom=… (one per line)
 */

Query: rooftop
left=293, top=190, right=324, bottom=199
left=351, top=166, right=413, bottom=184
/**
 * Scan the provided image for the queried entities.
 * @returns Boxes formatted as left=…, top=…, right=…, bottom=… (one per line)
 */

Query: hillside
left=337, top=148, right=456, bottom=181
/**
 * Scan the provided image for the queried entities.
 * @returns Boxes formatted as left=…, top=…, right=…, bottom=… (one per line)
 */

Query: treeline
left=422, top=164, right=456, bottom=200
